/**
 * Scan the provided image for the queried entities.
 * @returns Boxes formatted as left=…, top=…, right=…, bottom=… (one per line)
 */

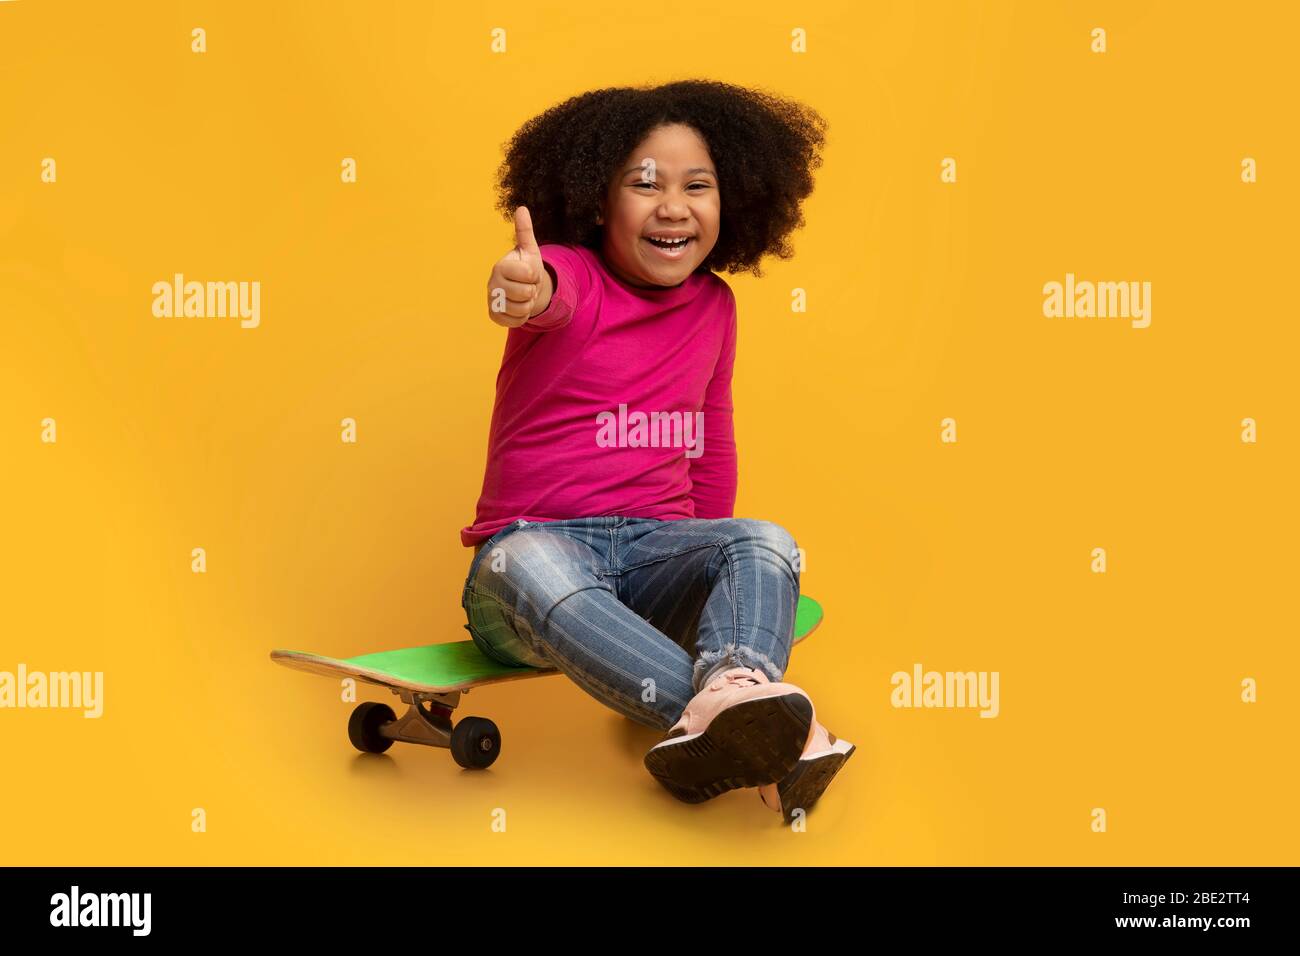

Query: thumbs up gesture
left=486, top=206, right=553, bottom=327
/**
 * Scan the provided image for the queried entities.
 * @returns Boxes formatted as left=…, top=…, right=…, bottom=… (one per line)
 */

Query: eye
left=630, top=182, right=712, bottom=191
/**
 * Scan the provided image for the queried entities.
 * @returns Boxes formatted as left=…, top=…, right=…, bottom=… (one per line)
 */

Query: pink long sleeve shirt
left=461, top=243, right=738, bottom=547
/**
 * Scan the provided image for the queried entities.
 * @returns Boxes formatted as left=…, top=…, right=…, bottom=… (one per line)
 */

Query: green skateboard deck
left=270, top=594, right=823, bottom=769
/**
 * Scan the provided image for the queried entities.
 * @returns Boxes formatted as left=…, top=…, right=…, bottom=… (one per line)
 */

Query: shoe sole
left=644, top=693, right=814, bottom=804
left=775, top=744, right=856, bottom=823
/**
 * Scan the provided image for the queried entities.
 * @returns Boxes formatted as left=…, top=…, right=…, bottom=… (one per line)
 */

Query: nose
left=656, top=193, right=691, bottom=220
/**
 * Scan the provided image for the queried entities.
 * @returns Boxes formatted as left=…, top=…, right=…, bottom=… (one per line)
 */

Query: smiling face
left=597, top=123, right=721, bottom=289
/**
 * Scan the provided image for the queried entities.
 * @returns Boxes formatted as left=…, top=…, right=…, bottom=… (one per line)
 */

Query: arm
left=519, top=245, right=591, bottom=333
left=687, top=297, right=738, bottom=519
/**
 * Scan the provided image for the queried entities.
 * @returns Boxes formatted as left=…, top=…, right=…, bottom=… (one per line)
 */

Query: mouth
left=642, top=234, right=694, bottom=261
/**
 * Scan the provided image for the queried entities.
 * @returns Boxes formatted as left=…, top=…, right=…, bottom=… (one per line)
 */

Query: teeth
left=647, top=236, right=690, bottom=247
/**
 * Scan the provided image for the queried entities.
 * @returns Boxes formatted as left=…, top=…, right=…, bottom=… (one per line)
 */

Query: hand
left=486, top=206, right=552, bottom=327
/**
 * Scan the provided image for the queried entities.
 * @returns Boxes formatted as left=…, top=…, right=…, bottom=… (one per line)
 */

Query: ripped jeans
left=460, top=516, right=802, bottom=731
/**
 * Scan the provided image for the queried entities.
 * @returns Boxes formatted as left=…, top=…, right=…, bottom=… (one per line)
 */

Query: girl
left=461, top=79, right=853, bottom=822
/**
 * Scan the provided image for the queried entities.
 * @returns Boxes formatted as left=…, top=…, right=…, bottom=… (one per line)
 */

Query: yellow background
left=1, top=0, right=1295, bottom=865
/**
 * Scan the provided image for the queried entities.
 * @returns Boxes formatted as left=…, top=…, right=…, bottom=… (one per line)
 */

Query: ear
left=596, top=196, right=605, bottom=226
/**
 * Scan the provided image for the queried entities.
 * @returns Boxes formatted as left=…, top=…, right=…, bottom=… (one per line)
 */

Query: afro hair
left=493, top=79, right=828, bottom=277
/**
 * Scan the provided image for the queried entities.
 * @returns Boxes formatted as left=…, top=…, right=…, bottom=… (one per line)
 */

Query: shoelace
left=708, top=668, right=762, bottom=692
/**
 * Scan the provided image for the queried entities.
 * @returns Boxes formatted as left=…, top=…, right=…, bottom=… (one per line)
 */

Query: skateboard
left=270, top=594, right=824, bottom=770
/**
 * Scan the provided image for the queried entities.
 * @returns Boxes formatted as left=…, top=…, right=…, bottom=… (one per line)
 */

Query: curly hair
left=493, top=79, right=828, bottom=277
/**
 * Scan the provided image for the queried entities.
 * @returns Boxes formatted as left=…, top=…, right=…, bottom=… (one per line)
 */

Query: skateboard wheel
left=451, top=717, right=501, bottom=769
left=348, top=702, right=396, bottom=754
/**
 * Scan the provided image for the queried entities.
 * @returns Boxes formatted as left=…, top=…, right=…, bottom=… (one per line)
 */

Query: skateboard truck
left=381, top=690, right=459, bottom=747
left=348, top=688, right=502, bottom=769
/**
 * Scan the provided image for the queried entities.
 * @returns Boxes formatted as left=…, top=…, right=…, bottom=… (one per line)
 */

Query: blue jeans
left=460, top=516, right=802, bottom=731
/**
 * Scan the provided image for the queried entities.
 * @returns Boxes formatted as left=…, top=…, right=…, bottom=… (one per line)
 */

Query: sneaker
left=757, top=720, right=855, bottom=823
left=644, top=666, right=814, bottom=804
